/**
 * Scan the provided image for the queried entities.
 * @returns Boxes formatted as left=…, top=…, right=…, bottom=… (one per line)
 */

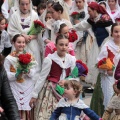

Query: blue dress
left=50, top=98, right=100, bottom=120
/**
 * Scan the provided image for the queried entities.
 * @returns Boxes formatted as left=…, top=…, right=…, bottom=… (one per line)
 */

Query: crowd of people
left=0, top=0, right=120, bottom=120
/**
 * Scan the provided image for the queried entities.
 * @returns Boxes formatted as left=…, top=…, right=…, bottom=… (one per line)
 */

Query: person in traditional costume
left=30, top=34, right=76, bottom=120
left=73, top=2, right=113, bottom=85
left=70, top=0, right=93, bottom=64
left=4, top=34, right=37, bottom=120
left=50, top=80, right=102, bottom=120
left=102, top=80, right=120, bottom=120
left=7, top=0, right=42, bottom=80
left=73, top=2, right=113, bottom=116
left=106, top=0, right=120, bottom=22
left=0, top=15, right=11, bottom=56
left=1, top=0, right=14, bottom=20
left=96, top=23, right=120, bottom=110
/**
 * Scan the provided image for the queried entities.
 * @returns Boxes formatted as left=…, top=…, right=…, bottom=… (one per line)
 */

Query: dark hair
left=51, top=2, right=63, bottom=14
left=99, top=2, right=106, bottom=7
left=12, top=34, right=25, bottom=43
left=117, top=81, right=120, bottom=90
left=55, top=34, right=68, bottom=44
left=111, top=23, right=120, bottom=36
left=37, top=2, right=46, bottom=11
left=64, top=80, right=82, bottom=98
left=58, top=23, right=67, bottom=33
left=0, top=15, right=6, bottom=23
left=47, top=0, right=54, bottom=6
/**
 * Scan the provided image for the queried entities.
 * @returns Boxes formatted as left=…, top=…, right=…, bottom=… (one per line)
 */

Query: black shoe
left=84, top=87, right=94, bottom=93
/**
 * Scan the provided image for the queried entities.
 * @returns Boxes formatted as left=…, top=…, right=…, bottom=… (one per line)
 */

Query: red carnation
left=71, top=12, right=79, bottom=16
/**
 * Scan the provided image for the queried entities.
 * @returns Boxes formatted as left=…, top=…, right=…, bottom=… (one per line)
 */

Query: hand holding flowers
left=15, top=51, right=36, bottom=83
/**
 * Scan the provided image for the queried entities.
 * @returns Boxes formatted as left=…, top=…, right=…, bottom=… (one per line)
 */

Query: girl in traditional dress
left=50, top=80, right=101, bottom=120
left=7, top=0, right=42, bottom=80
left=0, top=15, right=11, bottom=56
left=30, top=34, right=76, bottom=120
left=44, top=22, right=76, bottom=57
left=70, top=0, right=93, bottom=63
left=4, top=34, right=37, bottom=120
left=43, top=2, right=73, bottom=44
left=102, top=81, right=120, bottom=120
left=97, top=22, right=120, bottom=110
left=106, top=0, right=120, bottom=22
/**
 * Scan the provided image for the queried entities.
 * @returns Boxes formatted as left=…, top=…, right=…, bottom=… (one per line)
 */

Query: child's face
left=112, top=25, right=120, bottom=43
left=76, top=0, right=84, bottom=10
left=56, top=38, right=69, bottom=57
left=50, top=8, right=61, bottom=20
left=45, top=13, right=52, bottom=21
left=108, top=0, right=116, bottom=9
left=14, top=36, right=26, bottom=52
left=64, top=84, right=76, bottom=99
left=61, top=26, right=69, bottom=38
left=0, top=19, right=6, bottom=31
left=100, top=3, right=106, bottom=10
left=38, top=9, right=45, bottom=15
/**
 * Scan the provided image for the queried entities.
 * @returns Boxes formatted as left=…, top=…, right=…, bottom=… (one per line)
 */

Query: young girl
left=4, top=34, right=37, bottom=120
left=30, top=34, right=76, bottom=120
left=96, top=23, right=120, bottom=109
left=43, top=2, right=73, bottom=44
left=0, top=15, right=11, bottom=57
left=102, top=80, right=120, bottom=120
left=106, top=0, right=120, bottom=22
left=44, top=22, right=76, bottom=57
left=50, top=80, right=102, bottom=120
left=45, top=11, right=52, bottom=22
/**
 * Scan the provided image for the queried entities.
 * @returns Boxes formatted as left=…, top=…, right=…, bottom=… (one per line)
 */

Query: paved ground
left=83, top=93, right=92, bottom=106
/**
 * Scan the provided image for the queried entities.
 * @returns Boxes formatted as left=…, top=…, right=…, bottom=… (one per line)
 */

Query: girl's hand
left=29, top=35, right=37, bottom=40
left=107, top=70, right=113, bottom=76
left=44, top=39, right=51, bottom=44
left=74, top=20, right=80, bottom=24
left=59, top=80, right=66, bottom=87
left=17, top=73, right=23, bottom=80
left=29, top=98, right=37, bottom=108
left=0, top=107, right=4, bottom=113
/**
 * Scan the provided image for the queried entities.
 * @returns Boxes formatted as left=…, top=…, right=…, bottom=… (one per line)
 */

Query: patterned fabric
left=34, top=80, right=58, bottom=120
left=90, top=74, right=104, bottom=117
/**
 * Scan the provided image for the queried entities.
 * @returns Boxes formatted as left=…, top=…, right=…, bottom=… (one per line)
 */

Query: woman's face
left=19, top=0, right=30, bottom=14
left=108, top=0, right=116, bottom=9
left=88, top=7, right=96, bottom=19
left=47, top=3, right=52, bottom=11
left=76, top=0, right=84, bottom=10
left=0, top=19, right=6, bottom=31
left=56, top=38, right=69, bottom=57
left=50, top=7, right=61, bottom=20
left=60, top=26, right=69, bottom=38
left=112, top=25, right=120, bottom=44
left=14, top=36, right=26, bottom=52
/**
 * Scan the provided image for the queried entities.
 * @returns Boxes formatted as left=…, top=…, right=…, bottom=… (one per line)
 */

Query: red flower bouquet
left=71, top=12, right=80, bottom=20
left=15, top=51, right=36, bottom=83
left=69, top=29, right=78, bottom=42
left=97, top=58, right=115, bottom=70
left=28, top=20, right=45, bottom=35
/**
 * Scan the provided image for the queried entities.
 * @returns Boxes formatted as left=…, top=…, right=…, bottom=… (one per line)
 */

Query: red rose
left=71, top=12, right=79, bottom=16
left=69, top=30, right=78, bottom=42
left=18, top=53, right=31, bottom=64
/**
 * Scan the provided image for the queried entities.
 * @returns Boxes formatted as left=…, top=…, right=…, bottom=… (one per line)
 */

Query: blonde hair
left=64, top=80, right=82, bottom=98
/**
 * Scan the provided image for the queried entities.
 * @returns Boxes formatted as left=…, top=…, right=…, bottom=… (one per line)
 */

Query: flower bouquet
left=71, top=12, right=80, bottom=20
left=15, top=51, right=36, bottom=83
left=69, top=29, right=78, bottom=42
left=97, top=58, right=115, bottom=71
left=27, top=20, right=45, bottom=35
left=66, top=60, right=88, bottom=81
